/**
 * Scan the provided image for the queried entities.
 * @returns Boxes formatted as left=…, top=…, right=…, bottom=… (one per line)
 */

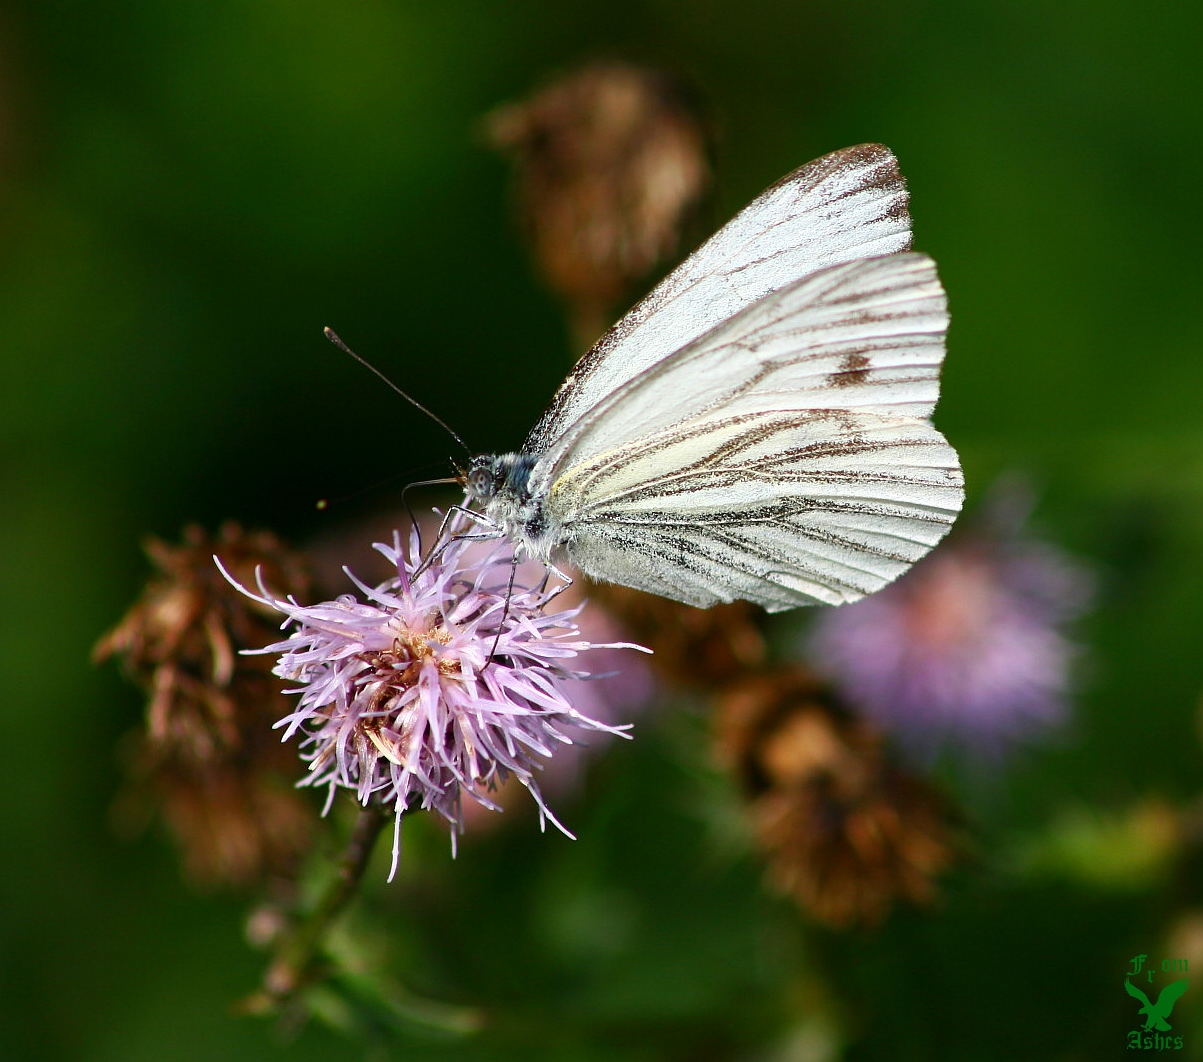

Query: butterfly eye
left=467, top=466, right=496, bottom=499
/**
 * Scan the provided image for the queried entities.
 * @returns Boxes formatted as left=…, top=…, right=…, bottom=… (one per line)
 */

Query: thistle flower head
left=224, top=524, right=643, bottom=877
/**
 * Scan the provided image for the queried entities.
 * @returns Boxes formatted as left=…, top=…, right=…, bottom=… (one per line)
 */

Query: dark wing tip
left=756, top=143, right=911, bottom=245
left=832, top=141, right=897, bottom=166
left=768, top=142, right=901, bottom=191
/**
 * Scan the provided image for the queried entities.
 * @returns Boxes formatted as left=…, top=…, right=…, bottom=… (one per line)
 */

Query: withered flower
left=96, top=523, right=316, bottom=887
left=486, top=61, right=709, bottom=348
left=716, top=668, right=956, bottom=928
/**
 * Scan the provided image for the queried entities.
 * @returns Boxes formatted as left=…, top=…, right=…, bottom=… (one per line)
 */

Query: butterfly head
left=465, top=453, right=538, bottom=504
left=465, top=455, right=503, bottom=502
left=463, top=453, right=557, bottom=561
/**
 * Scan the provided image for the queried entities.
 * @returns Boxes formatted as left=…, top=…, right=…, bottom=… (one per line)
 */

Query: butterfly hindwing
left=529, top=250, right=961, bottom=609
left=549, top=407, right=961, bottom=610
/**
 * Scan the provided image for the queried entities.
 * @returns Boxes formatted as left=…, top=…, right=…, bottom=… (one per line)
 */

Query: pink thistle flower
left=220, top=526, right=646, bottom=878
left=807, top=482, right=1092, bottom=755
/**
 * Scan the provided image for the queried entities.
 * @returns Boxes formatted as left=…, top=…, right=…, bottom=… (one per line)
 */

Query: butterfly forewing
left=525, top=144, right=913, bottom=456
left=534, top=252, right=948, bottom=478
left=529, top=248, right=962, bottom=610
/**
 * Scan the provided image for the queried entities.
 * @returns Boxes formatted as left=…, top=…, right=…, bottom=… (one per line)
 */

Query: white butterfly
left=463, top=144, right=963, bottom=611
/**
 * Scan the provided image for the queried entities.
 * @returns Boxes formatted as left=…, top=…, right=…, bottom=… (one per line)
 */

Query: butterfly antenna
left=324, top=327, right=472, bottom=456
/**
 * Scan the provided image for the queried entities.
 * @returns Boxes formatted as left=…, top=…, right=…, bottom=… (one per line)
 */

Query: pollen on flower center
left=365, top=621, right=460, bottom=687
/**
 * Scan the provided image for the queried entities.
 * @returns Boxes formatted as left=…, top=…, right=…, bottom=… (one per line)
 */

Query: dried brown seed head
left=486, top=61, right=709, bottom=348
left=716, top=667, right=957, bottom=928
left=588, top=581, right=765, bottom=691
left=97, top=523, right=317, bottom=887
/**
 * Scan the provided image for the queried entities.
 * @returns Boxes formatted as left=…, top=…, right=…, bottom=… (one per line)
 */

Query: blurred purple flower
left=222, top=526, right=645, bottom=877
left=807, top=487, right=1092, bottom=753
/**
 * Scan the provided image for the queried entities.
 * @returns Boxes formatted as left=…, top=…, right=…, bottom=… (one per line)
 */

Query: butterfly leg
left=533, top=560, right=575, bottom=603
left=415, top=504, right=503, bottom=577
left=486, top=554, right=522, bottom=666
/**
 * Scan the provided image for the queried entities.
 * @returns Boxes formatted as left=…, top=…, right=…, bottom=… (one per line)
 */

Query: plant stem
left=244, top=805, right=388, bottom=1012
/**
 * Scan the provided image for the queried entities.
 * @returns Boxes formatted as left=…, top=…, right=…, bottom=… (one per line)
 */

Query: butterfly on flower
left=463, top=144, right=963, bottom=611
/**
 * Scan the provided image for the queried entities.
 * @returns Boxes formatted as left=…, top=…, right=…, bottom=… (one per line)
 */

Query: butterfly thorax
left=465, top=452, right=558, bottom=561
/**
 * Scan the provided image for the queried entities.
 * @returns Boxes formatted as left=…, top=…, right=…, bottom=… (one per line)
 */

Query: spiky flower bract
left=224, top=525, right=643, bottom=877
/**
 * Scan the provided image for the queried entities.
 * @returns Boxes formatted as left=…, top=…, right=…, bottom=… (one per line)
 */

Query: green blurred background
left=2, top=0, right=1202, bottom=1059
